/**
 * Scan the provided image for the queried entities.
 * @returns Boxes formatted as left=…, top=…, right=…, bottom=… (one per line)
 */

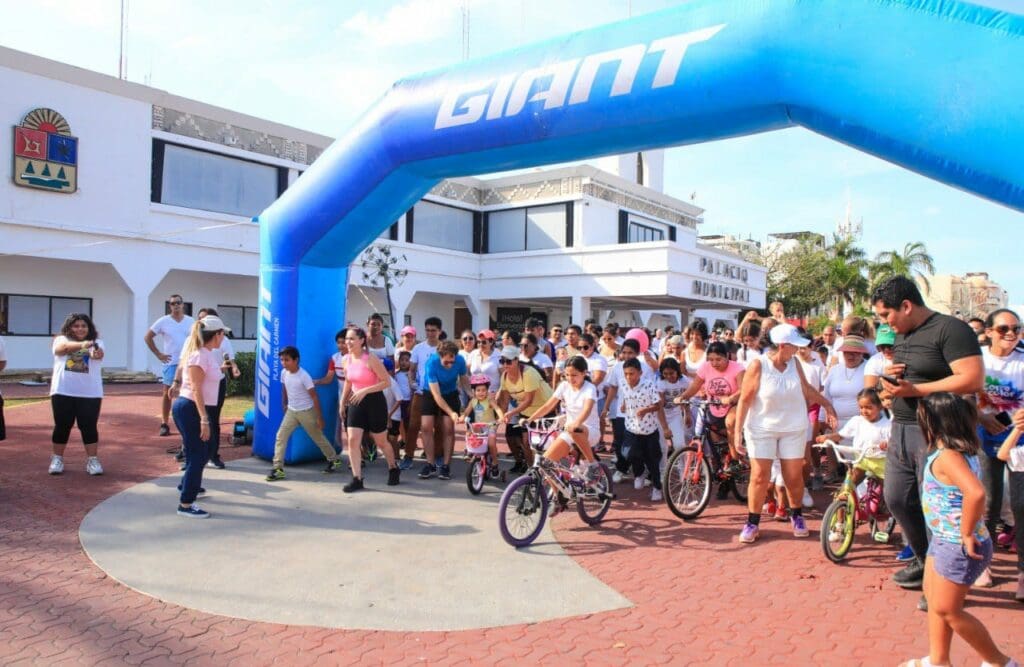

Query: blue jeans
left=172, top=397, right=211, bottom=505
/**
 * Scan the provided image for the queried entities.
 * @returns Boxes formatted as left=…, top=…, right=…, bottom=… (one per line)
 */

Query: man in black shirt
left=872, top=276, right=983, bottom=593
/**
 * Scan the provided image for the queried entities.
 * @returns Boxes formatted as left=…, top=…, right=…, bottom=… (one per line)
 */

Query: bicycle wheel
left=466, top=456, right=486, bottom=495
left=664, top=446, right=712, bottom=520
left=821, top=497, right=856, bottom=562
left=576, top=463, right=613, bottom=526
left=498, top=473, right=548, bottom=547
left=730, top=457, right=751, bottom=503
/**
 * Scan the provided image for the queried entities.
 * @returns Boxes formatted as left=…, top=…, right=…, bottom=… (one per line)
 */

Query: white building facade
left=1, top=46, right=765, bottom=373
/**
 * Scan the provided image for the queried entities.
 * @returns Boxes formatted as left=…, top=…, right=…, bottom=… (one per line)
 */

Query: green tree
left=870, top=241, right=936, bottom=292
left=766, top=239, right=831, bottom=318
left=825, top=234, right=869, bottom=317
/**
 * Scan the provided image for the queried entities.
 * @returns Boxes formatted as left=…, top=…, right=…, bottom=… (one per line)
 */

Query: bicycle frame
left=682, top=400, right=737, bottom=481
left=521, top=416, right=592, bottom=500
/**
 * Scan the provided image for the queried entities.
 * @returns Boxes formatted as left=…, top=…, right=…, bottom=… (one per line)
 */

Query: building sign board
left=13, top=108, right=78, bottom=193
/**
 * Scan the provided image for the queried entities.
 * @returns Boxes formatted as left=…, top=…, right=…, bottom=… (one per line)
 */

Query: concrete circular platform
left=79, top=456, right=631, bottom=631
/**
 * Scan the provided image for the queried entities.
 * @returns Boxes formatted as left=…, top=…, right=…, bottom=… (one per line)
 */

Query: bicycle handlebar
left=813, top=441, right=868, bottom=465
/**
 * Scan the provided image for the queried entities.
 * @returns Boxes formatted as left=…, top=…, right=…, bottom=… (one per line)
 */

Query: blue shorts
left=161, top=364, right=178, bottom=386
left=927, top=537, right=993, bottom=586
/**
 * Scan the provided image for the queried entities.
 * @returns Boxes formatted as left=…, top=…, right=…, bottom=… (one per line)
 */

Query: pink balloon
left=624, top=328, right=649, bottom=354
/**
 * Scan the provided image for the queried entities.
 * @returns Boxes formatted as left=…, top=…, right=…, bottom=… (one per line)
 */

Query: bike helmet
left=469, top=374, right=491, bottom=387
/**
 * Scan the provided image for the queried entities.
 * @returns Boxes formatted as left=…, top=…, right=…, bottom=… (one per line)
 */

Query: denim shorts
left=161, top=364, right=178, bottom=386
left=928, top=537, right=993, bottom=586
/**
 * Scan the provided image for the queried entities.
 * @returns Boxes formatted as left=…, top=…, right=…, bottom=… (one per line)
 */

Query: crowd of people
left=6, top=276, right=1022, bottom=667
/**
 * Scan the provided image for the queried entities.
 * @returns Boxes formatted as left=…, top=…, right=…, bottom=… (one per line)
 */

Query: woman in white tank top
left=734, top=324, right=838, bottom=545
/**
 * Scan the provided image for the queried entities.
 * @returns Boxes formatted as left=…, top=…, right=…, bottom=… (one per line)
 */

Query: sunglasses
left=519, top=342, right=531, bottom=348
left=993, top=324, right=1022, bottom=336
left=169, top=300, right=183, bottom=305
left=877, top=344, right=893, bottom=351
left=461, top=337, right=475, bottom=341
left=498, top=358, right=515, bottom=365
left=579, top=345, right=591, bottom=351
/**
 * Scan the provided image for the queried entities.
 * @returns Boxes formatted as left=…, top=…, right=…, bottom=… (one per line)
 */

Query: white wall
left=0, top=256, right=131, bottom=369
left=579, top=197, right=620, bottom=247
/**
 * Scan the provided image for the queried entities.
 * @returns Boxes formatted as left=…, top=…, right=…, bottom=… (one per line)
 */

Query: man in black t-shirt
left=872, top=276, right=983, bottom=594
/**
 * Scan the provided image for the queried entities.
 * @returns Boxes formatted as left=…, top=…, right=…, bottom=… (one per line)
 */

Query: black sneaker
left=343, top=477, right=364, bottom=493
left=893, top=559, right=925, bottom=589
left=716, top=484, right=730, bottom=500
left=266, top=468, right=286, bottom=482
left=175, top=450, right=185, bottom=462
left=159, top=423, right=171, bottom=437
left=418, top=463, right=436, bottom=479
left=177, top=504, right=209, bottom=518
left=324, top=458, right=343, bottom=473
left=209, top=457, right=225, bottom=469
left=387, top=467, right=400, bottom=486
left=509, top=461, right=526, bottom=475
left=439, top=464, right=451, bottom=480
left=489, top=464, right=500, bottom=478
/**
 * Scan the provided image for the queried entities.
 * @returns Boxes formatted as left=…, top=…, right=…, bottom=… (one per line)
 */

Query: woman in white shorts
left=734, top=324, right=838, bottom=544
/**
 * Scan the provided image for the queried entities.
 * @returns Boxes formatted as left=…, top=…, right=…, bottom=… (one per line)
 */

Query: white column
left=388, top=285, right=416, bottom=332
left=111, top=261, right=168, bottom=372
left=571, top=296, right=591, bottom=326
left=465, top=296, right=491, bottom=333
left=678, top=308, right=690, bottom=329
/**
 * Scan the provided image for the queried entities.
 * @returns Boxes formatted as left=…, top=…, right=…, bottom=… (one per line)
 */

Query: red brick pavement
left=2, top=395, right=1021, bottom=666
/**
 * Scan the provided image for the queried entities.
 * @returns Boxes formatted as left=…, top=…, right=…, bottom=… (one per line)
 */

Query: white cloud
left=342, top=0, right=466, bottom=47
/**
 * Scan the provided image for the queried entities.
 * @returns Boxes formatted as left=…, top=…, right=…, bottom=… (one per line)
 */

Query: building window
left=628, top=221, right=664, bottom=243
left=152, top=140, right=286, bottom=217
left=410, top=201, right=473, bottom=252
left=619, top=211, right=672, bottom=244
left=0, top=294, right=92, bottom=336
left=487, top=204, right=568, bottom=253
left=217, top=305, right=259, bottom=340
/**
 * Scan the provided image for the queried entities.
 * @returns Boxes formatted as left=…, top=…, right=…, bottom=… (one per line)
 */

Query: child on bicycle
left=459, top=374, right=504, bottom=476
left=815, top=388, right=890, bottom=486
left=658, top=357, right=692, bottom=461
left=898, top=393, right=1015, bottom=667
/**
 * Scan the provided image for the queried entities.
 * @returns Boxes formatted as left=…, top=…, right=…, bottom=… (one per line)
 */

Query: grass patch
left=4, top=397, right=47, bottom=408
left=221, top=396, right=254, bottom=422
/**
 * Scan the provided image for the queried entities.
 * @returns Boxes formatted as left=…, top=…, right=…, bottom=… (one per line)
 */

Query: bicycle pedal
left=873, top=531, right=890, bottom=543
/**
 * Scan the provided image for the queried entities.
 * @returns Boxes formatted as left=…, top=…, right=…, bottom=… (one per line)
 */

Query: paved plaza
left=2, top=388, right=1021, bottom=665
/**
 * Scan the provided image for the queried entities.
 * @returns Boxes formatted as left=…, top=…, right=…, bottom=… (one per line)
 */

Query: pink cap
left=476, top=328, right=496, bottom=340
left=400, top=325, right=417, bottom=336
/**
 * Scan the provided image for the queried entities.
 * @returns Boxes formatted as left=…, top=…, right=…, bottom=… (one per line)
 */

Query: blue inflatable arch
left=254, top=0, right=1024, bottom=461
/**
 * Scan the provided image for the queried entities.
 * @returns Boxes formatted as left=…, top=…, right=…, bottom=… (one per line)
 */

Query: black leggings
left=51, top=394, right=102, bottom=445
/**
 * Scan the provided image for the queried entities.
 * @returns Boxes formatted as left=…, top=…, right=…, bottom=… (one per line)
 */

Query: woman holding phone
left=976, top=308, right=1024, bottom=589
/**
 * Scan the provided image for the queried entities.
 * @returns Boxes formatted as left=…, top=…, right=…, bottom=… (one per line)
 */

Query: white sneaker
left=612, top=470, right=629, bottom=483
left=634, top=472, right=647, bottom=490
left=86, top=457, right=104, bottom=476
left=651, top=488, right=663, bottom=502
left=802, top=488, right=814, bottom=509
left=48, top=455, right=64, bottom=475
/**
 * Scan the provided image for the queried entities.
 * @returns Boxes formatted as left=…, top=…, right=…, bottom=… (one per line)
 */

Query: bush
left=228, top=351, right=256, bottom=397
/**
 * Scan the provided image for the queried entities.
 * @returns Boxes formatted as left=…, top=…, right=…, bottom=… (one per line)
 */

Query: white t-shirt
left=149, top=315, right=194, bottom=365
left=368, top=337, right=395, bottom=361
left=980, top=348, right=1024, bottom=416
left=823, top=362, right=867, bottom=425
left=798, top=355, right=826, bottom=391
left=468, top=348, right=501, bottom=389
left=216, top=336, right=235, bottom=361
left=838, top=414, right=891, bottom=459
left=283, top=367, right=316, bottom=411
left=50, top=336, right=105, bottom=398
left=736, top=346, right=762, bottom=369
left=863, top=351, right=889, bottom=380
left=619, top=378, right=663, bottom=435
left=393, top=372, right=412, bottom=402
left=530, top=351, right=554, bottom=370
left=584, top=353, right=609, bottom=390
left=605, top=361, right=657, bottom=418
left=1008, top=445, right=1024, bottom=472
left=410, top=340, right=439, bottom=394
left=554, top=381, right=601, bottom=436
left=658, top=377, right=691, bottom=418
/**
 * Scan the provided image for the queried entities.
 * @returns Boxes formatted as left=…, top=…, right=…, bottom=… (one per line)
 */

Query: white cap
left=200, top=315, right=231, bottom=333
left=769, top=323, right=809, bottom=347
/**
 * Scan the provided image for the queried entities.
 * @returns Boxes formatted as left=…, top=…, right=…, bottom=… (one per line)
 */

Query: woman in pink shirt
left=342, top=326, right=399, bottom=491
left=172, top=315, right=228, bottom=518
left=675, top=341, right=745, bottom=459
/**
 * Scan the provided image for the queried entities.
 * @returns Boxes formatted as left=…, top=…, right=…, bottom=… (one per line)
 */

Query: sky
left=2, top=0, right=1021, bottom=302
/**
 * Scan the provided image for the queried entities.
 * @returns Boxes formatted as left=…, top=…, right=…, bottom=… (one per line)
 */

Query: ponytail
left=181, top=320, right=221, bottom=362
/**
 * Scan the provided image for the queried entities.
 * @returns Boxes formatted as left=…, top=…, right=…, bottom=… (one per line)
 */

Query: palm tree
left=826, top=234, right=869, bottom=317
left=870, top=242, right=936, bottom=292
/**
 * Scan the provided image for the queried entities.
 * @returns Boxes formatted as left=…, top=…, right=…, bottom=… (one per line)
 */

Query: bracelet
left=200, top=419, right=209, bottom=424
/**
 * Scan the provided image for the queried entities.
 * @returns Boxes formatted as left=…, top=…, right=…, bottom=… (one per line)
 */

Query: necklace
left=843, top=364, right=859, bottom=381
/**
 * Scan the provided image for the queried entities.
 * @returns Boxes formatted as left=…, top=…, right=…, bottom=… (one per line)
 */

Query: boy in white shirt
left=266, top=346, right=342, bottom=481
left=619, top=358, right=671, bottom=501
